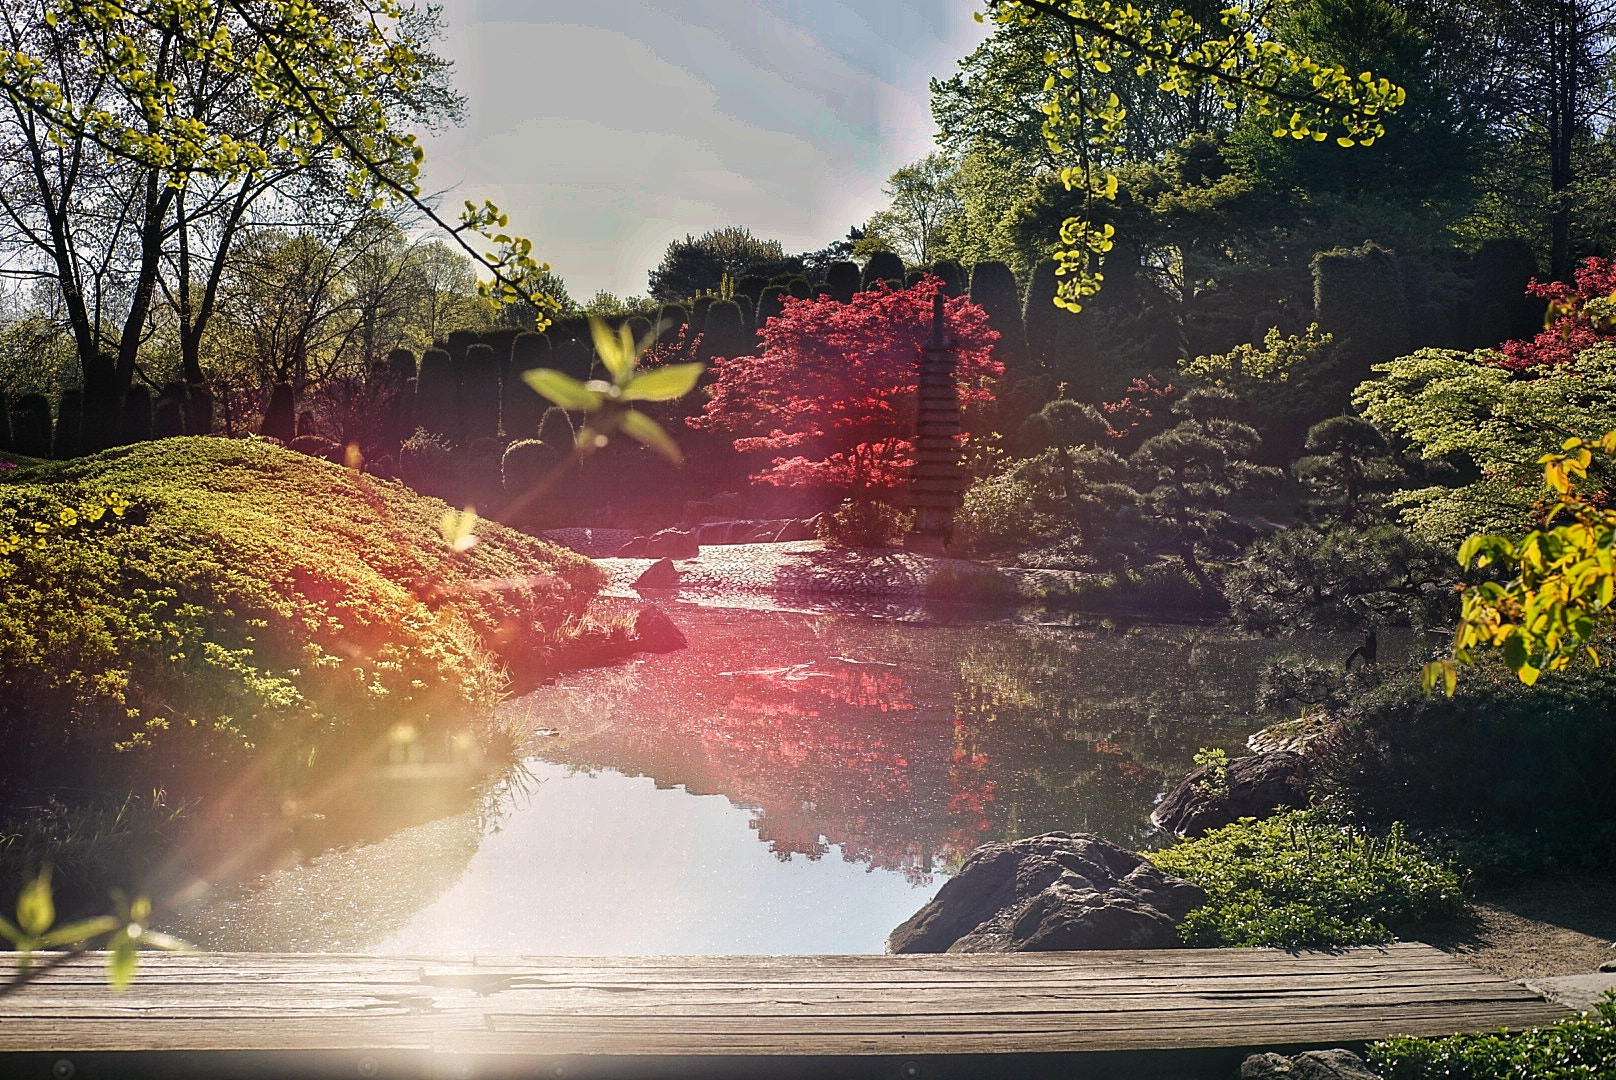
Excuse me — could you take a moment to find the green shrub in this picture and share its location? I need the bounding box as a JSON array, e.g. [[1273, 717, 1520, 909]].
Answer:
[[956, 471, 1059, 553], [861, 251, 904, 291], [459, 342, 503, 441], [817, 498, 912, 548], [1336, 660, 1616, 844], [969, 260, 1029, 378], [399, 426, 453, 495], [0, 437, 604, 806], [1049, 562, 1223, 615], [503, 332, 549, 439], [1146, 806, 1464, 948], [1369, 995, 1616, 1080], [823, 261, 859, 303]]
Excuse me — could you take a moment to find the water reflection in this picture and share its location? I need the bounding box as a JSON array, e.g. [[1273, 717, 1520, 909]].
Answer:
[[214, 606, 1361, 954], [502, 608, 1347, 879], [377, 763, 943, 955]]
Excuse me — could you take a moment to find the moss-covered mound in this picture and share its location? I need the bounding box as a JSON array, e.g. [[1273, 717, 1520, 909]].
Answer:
[[0, 437, 604, 804]]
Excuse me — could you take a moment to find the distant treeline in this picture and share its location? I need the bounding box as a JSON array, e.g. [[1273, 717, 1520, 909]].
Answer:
[[1, 241, 1542, 472]]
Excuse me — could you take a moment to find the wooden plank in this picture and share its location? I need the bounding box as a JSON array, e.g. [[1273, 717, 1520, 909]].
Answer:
[[0, 946, 1568, 1079]]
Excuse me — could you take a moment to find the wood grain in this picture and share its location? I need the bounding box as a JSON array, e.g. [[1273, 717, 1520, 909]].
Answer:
[[0, 944, 1568, 1079]]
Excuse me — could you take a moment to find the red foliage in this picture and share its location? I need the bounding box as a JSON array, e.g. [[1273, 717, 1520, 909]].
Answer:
[[690, 278, 1002, 495], [1496, 256, 1616, 372], [1101, 376, 1177, 441]]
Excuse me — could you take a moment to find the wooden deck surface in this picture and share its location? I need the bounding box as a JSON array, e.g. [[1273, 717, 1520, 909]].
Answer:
[[0, 943, 1568, 1079]]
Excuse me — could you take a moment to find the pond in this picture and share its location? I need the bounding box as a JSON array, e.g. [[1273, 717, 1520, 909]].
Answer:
[[179, 603, 1383, 955]]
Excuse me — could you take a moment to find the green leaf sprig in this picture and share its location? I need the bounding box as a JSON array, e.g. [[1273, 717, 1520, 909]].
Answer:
[[0, 868, 188, 992], [522, 318, 703, 464]]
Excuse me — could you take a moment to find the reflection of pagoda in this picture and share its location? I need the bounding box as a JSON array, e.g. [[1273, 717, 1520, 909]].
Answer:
[[906, 289, 966, 553]]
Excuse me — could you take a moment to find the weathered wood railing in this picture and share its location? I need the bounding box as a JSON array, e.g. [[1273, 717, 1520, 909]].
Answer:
[[0, 943, 1566, 1079]]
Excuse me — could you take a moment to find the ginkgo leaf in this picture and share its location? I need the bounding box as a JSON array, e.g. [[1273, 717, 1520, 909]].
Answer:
[[523, 368, 601, 412], [439, 507, 479, 552], [40, 916, 119, 948], [107, 937, 139, 991], [622, 363, 704, 402]]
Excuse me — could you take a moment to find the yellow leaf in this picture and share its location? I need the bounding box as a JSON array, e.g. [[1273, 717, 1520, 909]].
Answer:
[[17, 871, 53, 938], [621, 363, 704, 403]]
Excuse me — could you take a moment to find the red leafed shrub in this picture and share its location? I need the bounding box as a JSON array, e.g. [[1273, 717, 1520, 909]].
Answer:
[[690, 278, 1002, 496], [1496, 256, 1616, 372], [1102, 375, 1177, 444]]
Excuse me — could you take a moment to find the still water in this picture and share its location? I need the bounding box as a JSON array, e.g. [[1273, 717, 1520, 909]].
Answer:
[[357, 605, 1359, 956], [173, 604, 1373, 954]]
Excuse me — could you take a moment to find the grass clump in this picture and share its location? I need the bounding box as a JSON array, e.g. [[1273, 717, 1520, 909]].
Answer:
[[1369, 995, 1616, 1079], [1146, 805, 1464, 948], [0, 436, 605, 812], [817, 498, 913, 548]]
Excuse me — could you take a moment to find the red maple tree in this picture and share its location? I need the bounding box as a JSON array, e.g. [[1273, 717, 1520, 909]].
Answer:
[[690, 279, 1002, 496], [1496, 256, 1616, 372]]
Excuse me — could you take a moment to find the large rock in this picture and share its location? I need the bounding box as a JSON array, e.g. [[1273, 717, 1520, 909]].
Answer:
[[645, 528, 699, 559], [632, 605, 687, 653], [691, 517, 822, 545], [1151, 751, 1310, 838], [1240, 1049, 1381, 1079], [887, 832, 1205, 954], [632, 558, 680, 590]]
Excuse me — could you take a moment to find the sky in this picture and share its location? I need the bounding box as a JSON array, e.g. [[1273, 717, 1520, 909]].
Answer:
[[416, 0, 991, 301]]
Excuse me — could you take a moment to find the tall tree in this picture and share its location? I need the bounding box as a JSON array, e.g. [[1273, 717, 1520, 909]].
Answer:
[[0, 0, 561, 402], [0, 1, 464, 397], [865, 153, 965, 267], [646, 227, 801, 302], [1508, 0, 1616, 281], [1344, 0, 1616, 281], [407, 240, 495, 348], [976, 0, 1406, 313]]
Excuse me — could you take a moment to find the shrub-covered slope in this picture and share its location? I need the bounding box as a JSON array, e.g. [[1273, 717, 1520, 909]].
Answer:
[[0, 437, 604, 801]]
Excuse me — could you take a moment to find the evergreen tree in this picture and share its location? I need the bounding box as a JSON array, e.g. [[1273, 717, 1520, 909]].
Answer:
[[1129, 389, 1282, 589], [1293, 416, 1402, 526]]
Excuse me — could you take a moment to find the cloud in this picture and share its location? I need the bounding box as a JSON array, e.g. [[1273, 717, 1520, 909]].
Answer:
[[419, 0, 988, 296]]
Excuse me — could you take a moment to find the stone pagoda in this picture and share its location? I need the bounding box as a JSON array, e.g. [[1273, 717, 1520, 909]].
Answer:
[[905, 289, 966, 553]]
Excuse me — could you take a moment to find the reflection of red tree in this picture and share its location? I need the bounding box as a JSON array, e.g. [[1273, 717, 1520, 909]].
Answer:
[[550, 653, 976, 884], [535, 616, 1232, 882]]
